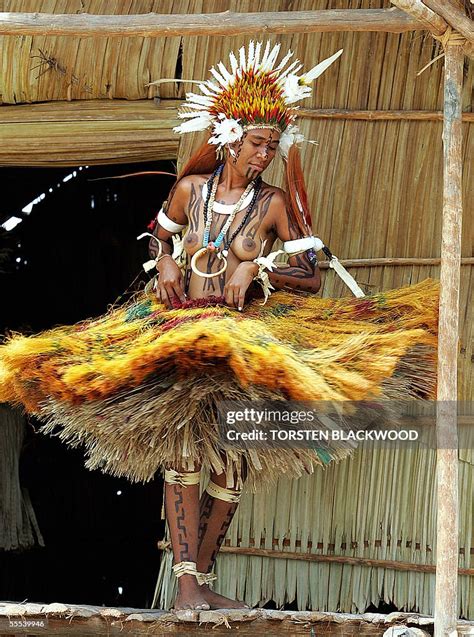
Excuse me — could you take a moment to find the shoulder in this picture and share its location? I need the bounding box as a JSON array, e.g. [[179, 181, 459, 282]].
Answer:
[[171, 174, 210, 207], [174, 174, 208, 195], [261, 182, 286, 205], [259, 183, 287, 218]]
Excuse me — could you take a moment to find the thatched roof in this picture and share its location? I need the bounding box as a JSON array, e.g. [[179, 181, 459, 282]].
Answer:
[[0, 0, 472, 107]]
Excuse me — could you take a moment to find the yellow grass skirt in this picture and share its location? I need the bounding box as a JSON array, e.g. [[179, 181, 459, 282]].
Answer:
[[0, 280, 438, 487]]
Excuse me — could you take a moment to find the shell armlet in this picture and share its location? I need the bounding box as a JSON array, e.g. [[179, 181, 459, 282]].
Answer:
[[283, 236, 324, 255], [157, 208, 187, 234]]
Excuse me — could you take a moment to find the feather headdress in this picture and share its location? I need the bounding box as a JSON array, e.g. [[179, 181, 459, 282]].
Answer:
[[173, 41, 343, 157]]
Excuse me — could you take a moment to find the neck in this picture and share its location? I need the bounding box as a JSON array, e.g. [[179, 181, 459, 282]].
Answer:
[[219, 161, 253, 191]]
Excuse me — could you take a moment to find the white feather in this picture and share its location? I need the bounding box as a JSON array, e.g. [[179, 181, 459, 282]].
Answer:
[[198, 83, 215, 96], [209, 66, 227, 87], [260, 41, 271, 70], [265, 43, 281, 71], [229, 51, 239, 75], [253, 41, 262, 70], [174, 116, 212, 134], [247, 40, 255, 70], [185, 92, 214, 106], [184, 102, 212, 111], [274, 49, 293, 73], [239, 45, 246, 70], [205, 80, 221, 94], [218, 61, 233, 84], [277, 60, 303, 83], [303, 49, 343, 83]]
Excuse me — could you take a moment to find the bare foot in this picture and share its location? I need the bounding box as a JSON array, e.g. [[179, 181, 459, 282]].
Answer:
[[174, 576, 210, 610], [201, 586, 249, 610]]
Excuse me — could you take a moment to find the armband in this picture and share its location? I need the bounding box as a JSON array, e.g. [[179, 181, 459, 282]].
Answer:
[[157, 208, 186, 234], [283, 236, 324, 256]]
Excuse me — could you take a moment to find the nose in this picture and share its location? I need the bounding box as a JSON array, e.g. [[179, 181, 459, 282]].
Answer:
[[256, 146, 269, 159]]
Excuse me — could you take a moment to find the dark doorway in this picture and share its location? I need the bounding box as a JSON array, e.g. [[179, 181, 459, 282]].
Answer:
[[0, 161, 175, 607]]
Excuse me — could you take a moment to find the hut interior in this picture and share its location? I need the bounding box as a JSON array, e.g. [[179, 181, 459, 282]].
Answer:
[[0, 0, 472, 623]]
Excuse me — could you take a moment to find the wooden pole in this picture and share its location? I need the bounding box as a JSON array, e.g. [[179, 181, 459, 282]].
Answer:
[[0, 9, 424, 37], [434, 43, 463, 637]]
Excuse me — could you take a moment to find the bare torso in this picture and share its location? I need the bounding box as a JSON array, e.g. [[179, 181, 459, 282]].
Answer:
[[181, 175, 279, 299]]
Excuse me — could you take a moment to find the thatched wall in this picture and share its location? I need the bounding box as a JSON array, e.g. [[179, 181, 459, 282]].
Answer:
[[155, 443, 474, 615]]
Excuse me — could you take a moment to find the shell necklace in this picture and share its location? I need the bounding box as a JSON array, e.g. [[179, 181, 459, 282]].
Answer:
[[190, 165, 262, 279]]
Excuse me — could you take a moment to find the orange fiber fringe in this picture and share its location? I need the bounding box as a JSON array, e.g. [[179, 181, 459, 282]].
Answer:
[[0, 280, 438, 488]]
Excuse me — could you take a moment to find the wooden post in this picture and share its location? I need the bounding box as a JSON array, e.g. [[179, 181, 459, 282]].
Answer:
[[435, 43, 463, 637]]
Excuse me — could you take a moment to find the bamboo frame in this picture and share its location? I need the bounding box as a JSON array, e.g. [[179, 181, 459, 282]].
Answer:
[[0, 9, 424, 37], [434, 43, 464, 637]]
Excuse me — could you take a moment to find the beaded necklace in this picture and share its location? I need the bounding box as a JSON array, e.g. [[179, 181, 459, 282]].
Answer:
[[190, 165, 262, 279]]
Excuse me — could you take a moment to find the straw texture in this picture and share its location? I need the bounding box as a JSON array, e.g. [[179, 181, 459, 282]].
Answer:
[[0, 280, 438, 487]]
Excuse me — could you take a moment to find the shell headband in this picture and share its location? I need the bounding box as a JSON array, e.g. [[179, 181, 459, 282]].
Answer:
[[173, 41, 343, 158]]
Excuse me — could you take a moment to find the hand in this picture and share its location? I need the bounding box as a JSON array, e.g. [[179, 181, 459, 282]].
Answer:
[[224, 261, 259, 311], [156, 255, 186, 309]]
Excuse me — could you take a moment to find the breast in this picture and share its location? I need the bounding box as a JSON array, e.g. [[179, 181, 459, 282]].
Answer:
[[183, 230, 202, 256], [229, 235, 265, 262]]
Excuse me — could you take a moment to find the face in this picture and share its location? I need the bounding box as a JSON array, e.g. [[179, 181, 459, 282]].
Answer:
[[228, 128, 280, 180]]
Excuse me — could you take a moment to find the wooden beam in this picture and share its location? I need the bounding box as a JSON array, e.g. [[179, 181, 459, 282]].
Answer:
[[2, 603, 470, 637], [0, 100, 180, 166], [434, 43, 463, 637], [0, 9, 425, 37], [216, 546, 474, 577], [391, 0, 446, 34], [423, 0, 474, 44], [297, 108, 474, 121], [391, 0, 474, 57]]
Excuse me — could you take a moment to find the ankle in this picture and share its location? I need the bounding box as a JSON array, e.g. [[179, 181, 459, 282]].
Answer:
[[177, 574, 202, 589]]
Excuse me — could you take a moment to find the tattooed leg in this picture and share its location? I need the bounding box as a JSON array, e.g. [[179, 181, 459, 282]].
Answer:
[[164, 465, 210, 610], [196, 469, 249, 609]]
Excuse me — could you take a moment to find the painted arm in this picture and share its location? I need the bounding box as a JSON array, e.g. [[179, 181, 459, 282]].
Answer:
[[268, 190, 321, 294], [149, 179, 190, 307]]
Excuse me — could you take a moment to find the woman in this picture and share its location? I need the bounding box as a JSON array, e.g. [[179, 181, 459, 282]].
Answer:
[[0, 42, 438, 612], [152, 127, 322, 610]]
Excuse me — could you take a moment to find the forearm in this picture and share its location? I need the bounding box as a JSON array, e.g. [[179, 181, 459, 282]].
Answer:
[[268, 264, 321, 293], [149, 229, 173, 260]]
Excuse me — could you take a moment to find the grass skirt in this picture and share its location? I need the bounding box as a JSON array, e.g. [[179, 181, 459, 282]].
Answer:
[[0, 280, 438, 488]]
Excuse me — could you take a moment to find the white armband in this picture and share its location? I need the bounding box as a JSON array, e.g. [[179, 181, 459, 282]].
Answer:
[[283, 236, 324, 255], [157, 208, 186, 234]]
